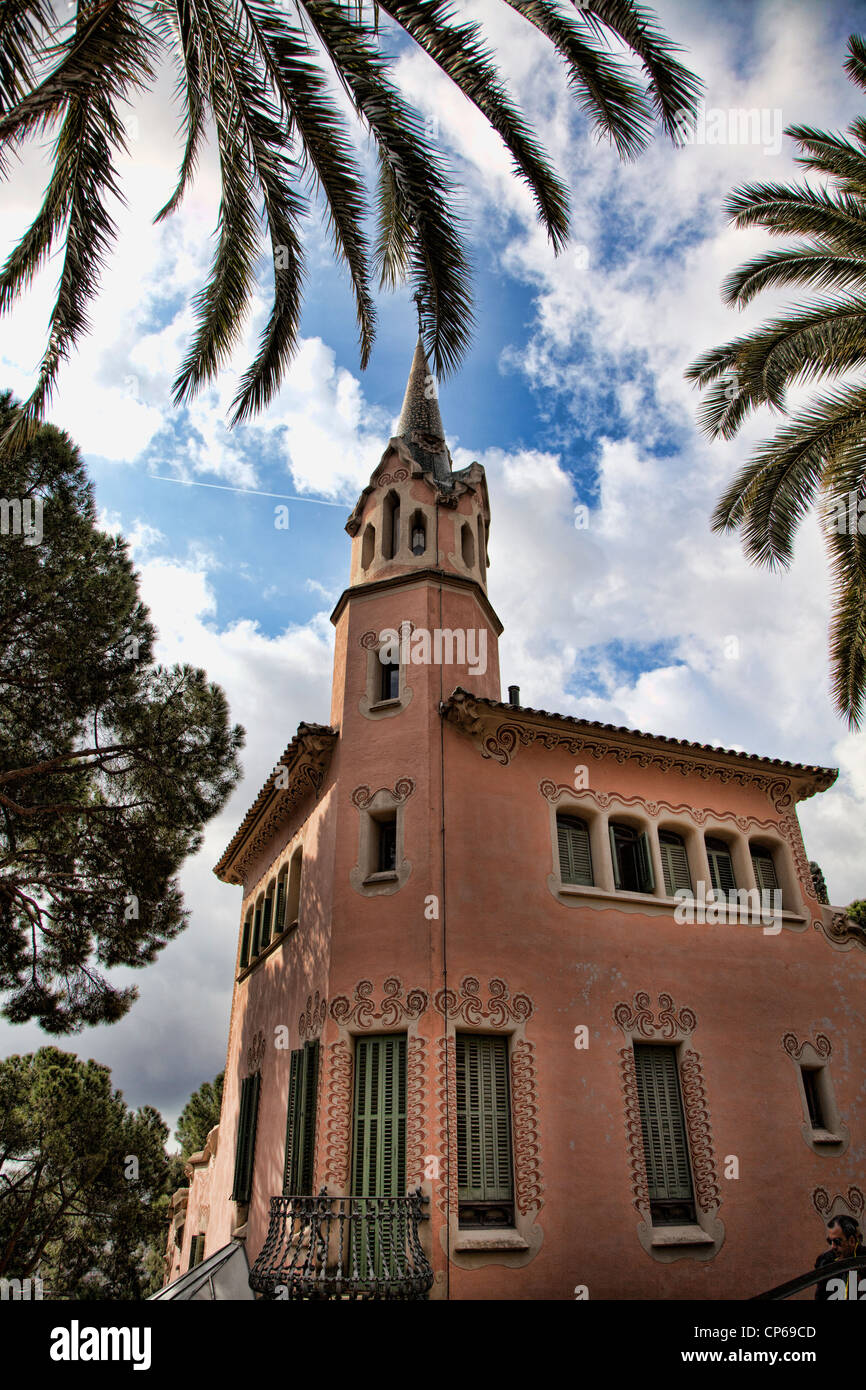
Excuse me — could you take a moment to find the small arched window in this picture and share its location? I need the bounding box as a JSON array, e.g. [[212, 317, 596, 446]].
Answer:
[[287, 848, 303, 929], [260, 888, 273, 950], [750, 843, 780, 896], [361, 523, 375, 570], [383, 490, 400, 560], [251, 898, 263, 957], [659, 830, 692, 897], [275, 869, 288, 933], [706, 836, 736, 893], [410, 511, 426, 556], [557, 814, 593, 886], [461, 522, 475, 570], [240, 911, 253, 969]]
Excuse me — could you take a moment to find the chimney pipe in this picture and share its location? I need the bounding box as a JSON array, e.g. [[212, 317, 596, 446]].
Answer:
[[508, 685, 520, 707]]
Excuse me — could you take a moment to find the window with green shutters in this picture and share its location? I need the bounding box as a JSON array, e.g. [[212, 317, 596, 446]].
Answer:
[[351, 1035, 406, 1198], [251, 903, 262, 958], [633, 1043, 696, 1225], [260, 894, 272, 950], [750, 844, 780, 898], [231, 1072, 261, 1204], [659, 830, 692, 897], [187, 1233, 206, 1270], [609, 823, 655, 893], [706, 836, 736, 894], [283, 1040, 319, 1196], [556, 814, 593, 885], [275, 874, 287, 933], [239, 912, 252, 970], [456, 1034, 514, 1227]]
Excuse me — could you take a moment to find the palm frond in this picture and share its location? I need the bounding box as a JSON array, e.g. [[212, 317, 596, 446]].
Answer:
[[787, 123, 866, 195], [576, 0, 703, 140], [150, 1, 207, 223], [0, 0, 56, 123], [722, 245, 866, 307], [505, 0, 655, 160], [1, 1, 157, 449], [844, 32, 866, 93], [378, 0, 570, 247], [300, 0, 473, 378], [236, 0, 376, 370], [723, 180, 866, 257], [822, 457, 866, 728], [711, 383, 866, 568]]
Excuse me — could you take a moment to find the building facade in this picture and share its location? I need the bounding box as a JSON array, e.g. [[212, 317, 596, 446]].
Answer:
[[165, 343, 866, 1300]]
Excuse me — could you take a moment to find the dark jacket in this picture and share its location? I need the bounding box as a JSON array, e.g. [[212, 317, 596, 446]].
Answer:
[[814, 1243, 866, 1300]]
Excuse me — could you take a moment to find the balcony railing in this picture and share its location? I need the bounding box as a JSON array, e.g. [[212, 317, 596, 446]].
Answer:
[[249, 1189, 434, 1300]]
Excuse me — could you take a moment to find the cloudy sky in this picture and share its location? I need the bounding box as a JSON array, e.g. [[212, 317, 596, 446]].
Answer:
[[1, 0, 864, 1138]]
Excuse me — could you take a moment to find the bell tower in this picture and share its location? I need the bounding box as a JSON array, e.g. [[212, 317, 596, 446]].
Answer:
[[330, 340, 502, 729]]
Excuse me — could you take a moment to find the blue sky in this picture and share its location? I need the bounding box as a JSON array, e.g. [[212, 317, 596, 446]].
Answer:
[[1, 0, 865, 1136]]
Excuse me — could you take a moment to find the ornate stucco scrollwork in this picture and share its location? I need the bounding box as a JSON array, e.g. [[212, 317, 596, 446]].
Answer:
[[351, 777, 415, 809], [782, 1032, 831, 1062], [323, 1040, 352, 1189], [613, 990, 697, 1040], [813, 1186, 865, 1221], [329, 977, 428, 1029], [433, 975, 533, 1024], [299, 991, 327, 1041], [246, 1030, 267, 1072]]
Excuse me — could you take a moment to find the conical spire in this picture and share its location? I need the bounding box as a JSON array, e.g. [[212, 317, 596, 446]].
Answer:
[[395, 338, 452, 482]]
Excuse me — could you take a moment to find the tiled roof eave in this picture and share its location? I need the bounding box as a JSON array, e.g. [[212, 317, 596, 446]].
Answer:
[[440, 689, 837, 800], [213, 723, 337, 885]]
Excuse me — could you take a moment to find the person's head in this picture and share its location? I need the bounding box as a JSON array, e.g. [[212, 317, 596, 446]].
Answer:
[[826, 1216, 860, 1259]]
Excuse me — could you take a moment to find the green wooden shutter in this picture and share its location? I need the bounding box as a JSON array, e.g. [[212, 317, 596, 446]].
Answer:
[[275, 878, 286, 932], [637, 832, 655, 893], [283, 1049, 303, 1195], [609, 823, 623, 889], [231, 1072, 261, 1203], [633, 1044, 693, 1204], [351, 1035, 406, 1198], [706, 838, 736, 893], [251, 905, 262, 958], [660, 832, 692, 897], [456, 1035, 513, 1203], [260, 896, 272, 950], [239, 915, 252, 969], [299, 1040, 319, 1194], [557, 816, 593, 885], [751, 847, 779, 895]]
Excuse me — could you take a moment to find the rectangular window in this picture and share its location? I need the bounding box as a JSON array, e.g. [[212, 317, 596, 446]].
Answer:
[[557, 814, 593, 886], [801, 1067, 825, 1130], [187, 1233, 206, 1270], [239, 914, 252, 970], [231, 1072, 261, 1204], [260, 895, 273, 951], [660, 830, 692, 897], [609, 823, 655, 893], [633, 1043, 696, 1226], [351, 1035, 407, 1198], [456, 1034, 514, 1228], [251, 904, 262, 958], [377, 816, 397, 873], [283, 1040, 319, 1196], [706, 837, 736, 893], [751, 845, 780, 896], [275, 876, 286, 933], [380, 662, 400, 701]]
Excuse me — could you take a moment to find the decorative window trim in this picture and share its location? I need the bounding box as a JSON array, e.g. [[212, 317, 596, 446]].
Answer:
[[433, 977, 543, 1270], [614, 991, 724, 1264], [540, 782, 810, 929], [812, 1185, 864, 1233], [349, 780, 414, 896], [358, 629, 414, 719], [782, 1032, 849, 1155]]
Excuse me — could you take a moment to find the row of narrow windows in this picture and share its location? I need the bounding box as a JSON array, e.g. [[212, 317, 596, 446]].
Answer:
[[230, 1034, 835, 1231], [557, 815, 781, 900], [360, 492, 487, 572], [240, 848, 303, 971]]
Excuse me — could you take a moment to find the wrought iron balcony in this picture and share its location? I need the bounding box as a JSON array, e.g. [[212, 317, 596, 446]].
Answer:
[[249, 1189, 434, 1300]]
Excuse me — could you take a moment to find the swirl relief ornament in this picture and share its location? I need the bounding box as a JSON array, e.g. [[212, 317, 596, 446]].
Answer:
[[434, 976, 533, 1024], [299, 991, 327, 1040], [329, 978, 428, 1029], [782, 1032, 831, 1062], [323, 1040, 352, 1189], [613, 991, 697, 1040], [511, 1040, 544, 1215]]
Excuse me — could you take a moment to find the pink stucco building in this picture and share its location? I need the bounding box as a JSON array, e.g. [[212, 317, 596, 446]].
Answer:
[[163, 342, 866, 1300]]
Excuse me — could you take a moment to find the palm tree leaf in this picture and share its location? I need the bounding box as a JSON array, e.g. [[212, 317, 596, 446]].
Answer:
[[150, 0, 207, 223], [787, 122, 866, 195], [171, 0, 307, 414], [844, 32, 866, 94], [722, 245, 866, 307], [711, 383, 866, 569], [0, 0, 56, 130], [300, 0, 473, 378], [1, 1, 157, 446], [576, 0, 703, 140], [377, 0, 570, 248], [235, 0, 376, 369], [724, 180, 866, 257], [505, 0, 655, 160], [822, 451, 866, 729]]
